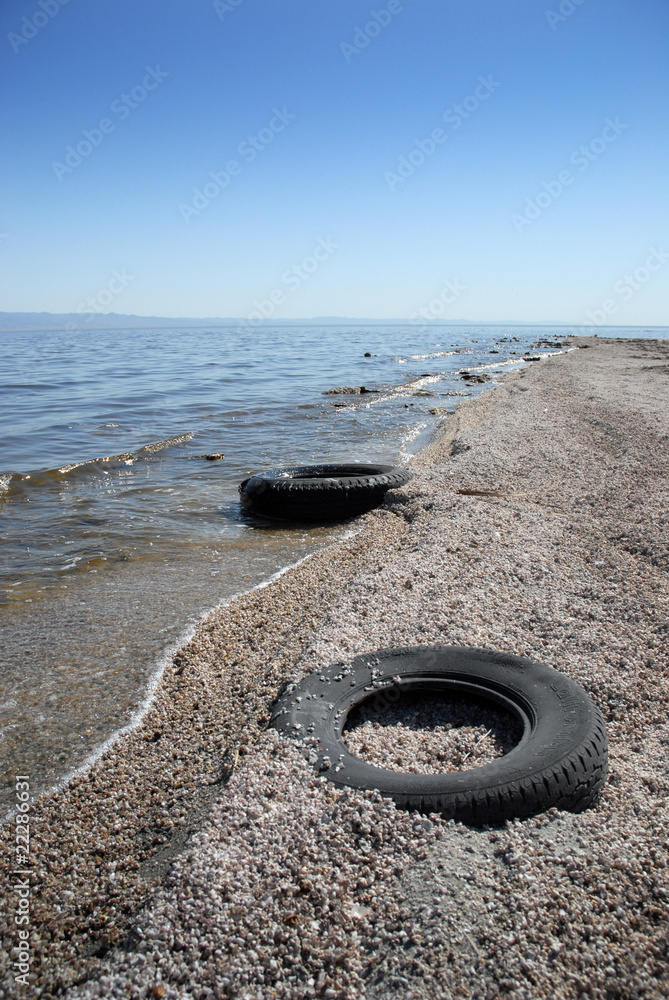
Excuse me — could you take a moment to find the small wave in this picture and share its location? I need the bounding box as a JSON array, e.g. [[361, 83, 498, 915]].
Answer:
[[56, 454, 134, 474], [3, 382, 62, 390], [403, 374, 442, 387], [408, 350, 457, 360], [349, 372, 448, 409], [400, 420, 429, 452], [472, 358, 528, 372], [137, 433, 194, 455], [45, 453, 135, 480], [474, 349, 567, 374], [0, 435, 196, 499], [58, 556, 83, 572]]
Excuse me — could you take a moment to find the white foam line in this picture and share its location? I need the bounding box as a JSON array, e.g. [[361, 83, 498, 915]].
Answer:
[[408, 350, 458, 361], [59, 557, 83, 571], [365, 352, 563, 412], [408, 374, 443, 385], [400, 421, 430, 457], [465, 348, 572, 374], [357, 373, 448, 409], [1, 531, 360, 824]]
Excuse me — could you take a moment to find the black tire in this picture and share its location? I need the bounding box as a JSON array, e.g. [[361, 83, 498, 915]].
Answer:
[[272, 645, 608, 825], [238, 463, 412, 521]]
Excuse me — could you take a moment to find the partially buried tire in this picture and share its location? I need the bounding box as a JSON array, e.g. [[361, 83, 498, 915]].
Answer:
[[238, 463, 412, 521], [272, 645, 608, 825]]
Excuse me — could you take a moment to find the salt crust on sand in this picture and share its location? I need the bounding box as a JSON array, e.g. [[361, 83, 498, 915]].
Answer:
[[2, 337, 669, 999]]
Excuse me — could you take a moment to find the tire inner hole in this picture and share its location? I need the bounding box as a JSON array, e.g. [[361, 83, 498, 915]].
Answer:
[[342, 688, 524, 774]]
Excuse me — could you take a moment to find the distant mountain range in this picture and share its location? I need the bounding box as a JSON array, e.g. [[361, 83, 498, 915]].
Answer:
[[0, 311, 583, 332]]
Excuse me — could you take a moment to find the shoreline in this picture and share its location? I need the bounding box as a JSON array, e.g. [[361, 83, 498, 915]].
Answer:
[[1, 325, 550, 810], [14, 549, 345, 830], [2, 336, 669, 998]]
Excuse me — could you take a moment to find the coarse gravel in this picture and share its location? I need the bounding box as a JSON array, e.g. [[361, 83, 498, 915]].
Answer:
[[2, 336, 668, 1000], [341, 689, 523, 775]]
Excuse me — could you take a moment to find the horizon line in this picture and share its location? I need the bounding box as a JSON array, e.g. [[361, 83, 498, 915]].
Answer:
[[1, 310, 667, 331]]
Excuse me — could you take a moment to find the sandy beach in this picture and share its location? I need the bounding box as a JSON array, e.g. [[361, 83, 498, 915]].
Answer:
[[2, 336, 669, 999]]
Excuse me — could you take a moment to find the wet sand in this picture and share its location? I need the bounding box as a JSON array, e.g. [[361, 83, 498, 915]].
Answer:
[[2, 336, 668, 999]]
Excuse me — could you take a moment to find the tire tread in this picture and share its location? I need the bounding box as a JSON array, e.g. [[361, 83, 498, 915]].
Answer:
[[272, 644, 608, 825]]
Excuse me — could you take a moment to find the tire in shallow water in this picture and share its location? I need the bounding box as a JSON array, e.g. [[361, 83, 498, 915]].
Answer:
[[238, 463, 412, 521], [272, 645, 608, 825]]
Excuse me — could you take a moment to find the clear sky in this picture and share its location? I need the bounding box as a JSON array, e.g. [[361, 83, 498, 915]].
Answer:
[[2, 0, 668, 324]]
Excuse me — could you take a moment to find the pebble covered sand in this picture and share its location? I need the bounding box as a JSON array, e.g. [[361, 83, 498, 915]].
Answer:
[[2, 337, 668, 999], [341, 691, 523, 774]]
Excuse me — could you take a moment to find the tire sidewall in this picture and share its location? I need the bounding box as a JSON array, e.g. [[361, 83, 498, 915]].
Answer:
[[239, 464, 412, 519], [273, 645, 604, 811]]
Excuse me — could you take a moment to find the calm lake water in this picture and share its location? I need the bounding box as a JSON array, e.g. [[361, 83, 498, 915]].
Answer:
[[1, 323, 661, 810]]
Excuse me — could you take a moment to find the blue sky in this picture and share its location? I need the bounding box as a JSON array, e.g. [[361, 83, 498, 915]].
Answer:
[[1, 0, 668, 324]]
